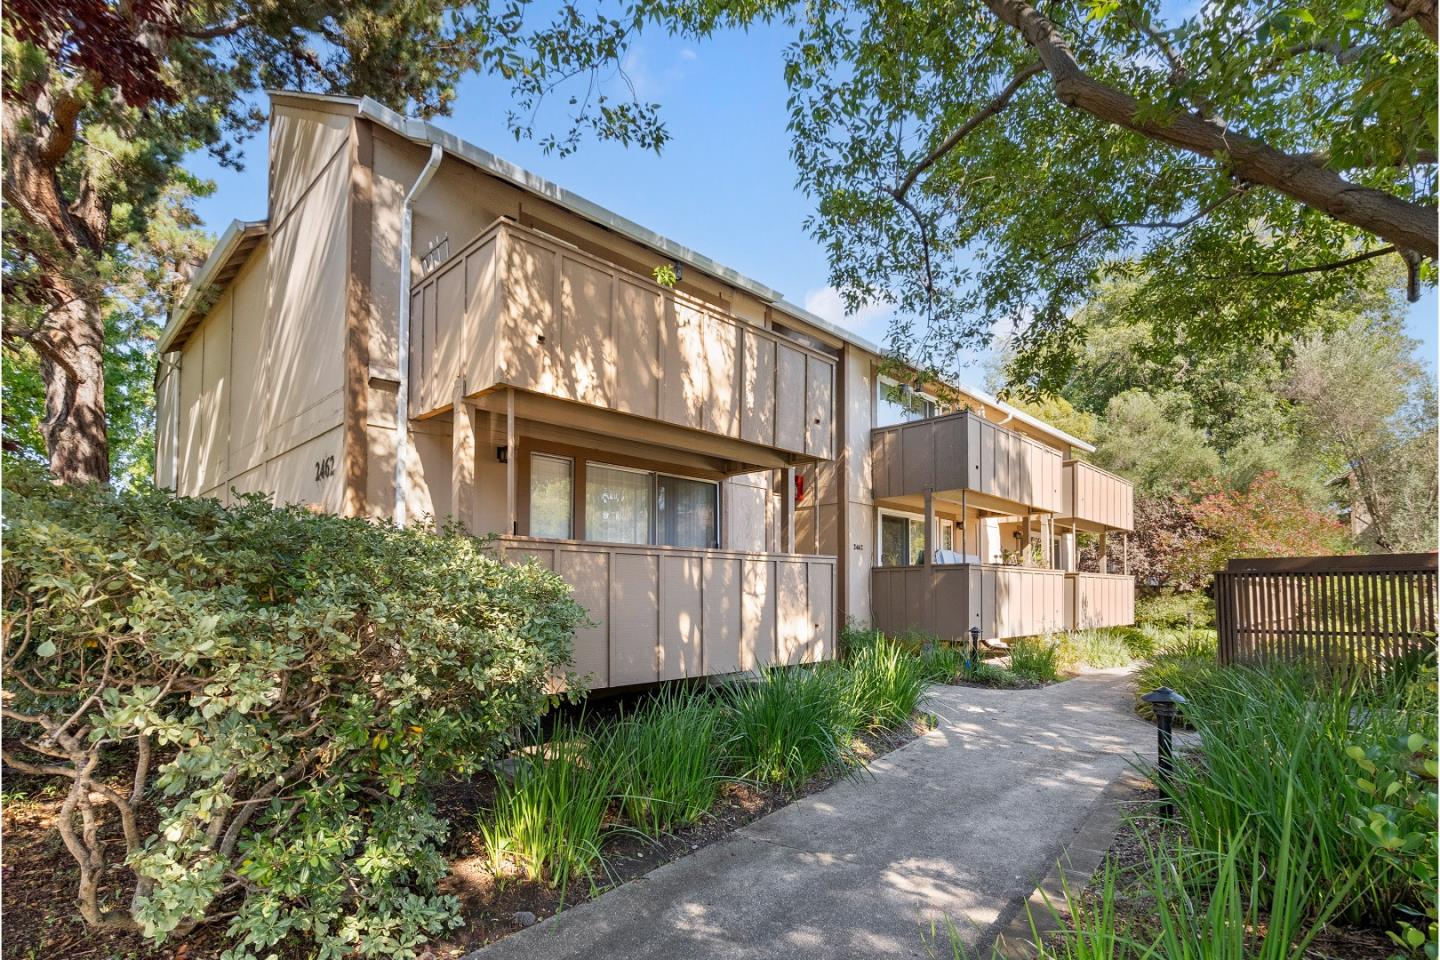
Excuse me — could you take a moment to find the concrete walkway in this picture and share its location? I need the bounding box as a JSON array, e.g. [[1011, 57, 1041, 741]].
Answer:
[[464, 669, 1156, 960]]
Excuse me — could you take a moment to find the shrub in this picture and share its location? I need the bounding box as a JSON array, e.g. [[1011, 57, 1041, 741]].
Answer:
[[1134, 651, 1222, 723], [1, 466, 585, 958], [962, 661, 1029, 688], [479, 722, 619, 894], [608, 689, 726, 837], [841, 635, 929, 730], [1135, 590, 1214, 631], [721, 666, 858, 789], [917, 643, 963, 684], [1009, 636, 1060, 683]]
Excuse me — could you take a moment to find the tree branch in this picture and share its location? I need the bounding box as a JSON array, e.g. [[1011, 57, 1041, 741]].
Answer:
[[892, 60, 1044, 201], [980, 0, 1439, 258], [1217, 244, 1398, 280], [1054, 185, 1246, 253]]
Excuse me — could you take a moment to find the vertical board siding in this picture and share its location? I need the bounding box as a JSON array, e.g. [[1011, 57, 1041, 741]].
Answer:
[[409, 221, 835, 459], [501, 536, 835, 689], [869, 564, 1066, 642], [871, 411, 1064, 511], [1214, 555, 1438, 669], [1061, 461, 1135, 532], [1066, 573, 1136, 630]]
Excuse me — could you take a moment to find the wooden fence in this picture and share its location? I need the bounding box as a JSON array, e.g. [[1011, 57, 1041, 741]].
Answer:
[[1213, 554, 1438, 667]]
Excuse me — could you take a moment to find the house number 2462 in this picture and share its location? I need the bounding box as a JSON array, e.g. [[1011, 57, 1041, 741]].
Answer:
[[315, 455, 335, 482]]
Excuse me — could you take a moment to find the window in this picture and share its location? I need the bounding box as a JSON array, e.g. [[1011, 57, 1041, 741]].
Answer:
[[580, 462, 719, 548], [940, 519, 954, 553], [657, 474, 719, 548], [586, 464, 653, 544], [529, 454, 573, 539], [876, 377, 938, 428], [879, 512, 930, 566]]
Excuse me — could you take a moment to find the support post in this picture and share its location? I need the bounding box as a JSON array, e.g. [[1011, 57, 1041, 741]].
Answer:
[[1099, 530, 1109, 574], [1123, 533, 1130, 575], [505, 387, 517, 536], [781, 466, 796, 553], [923, 489, 934, 568], [450, 379, 474, 534]]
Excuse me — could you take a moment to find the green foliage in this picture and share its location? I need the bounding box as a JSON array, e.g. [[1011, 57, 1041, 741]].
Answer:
[[721, 667, 859, 790], [1134, 654, 1221, 724], [1092, 391, 1222, 498], [917, 643, 964, 684], [1136, 591, 1215, 631], [1008, 637, 1060, 684], [1345, 722, 1439, 957], [840, 636, 929, 731], [650, 263, 679, 288], [608, 690, 726, 837], [1055, 630, 1137, 672], [479, 723, 620, 896], [1, 464, 584, 956], [1160, 664, 1436, 927]]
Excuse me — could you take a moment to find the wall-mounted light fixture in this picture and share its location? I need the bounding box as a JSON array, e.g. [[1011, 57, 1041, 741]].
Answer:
[[496, 445, 509, 463]]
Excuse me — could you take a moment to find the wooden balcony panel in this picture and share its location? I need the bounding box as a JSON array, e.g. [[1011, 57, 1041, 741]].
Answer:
[[410, 221, 835, 461], [500, 536, 836, 689], [871, 411, 1063, 513], [870, 563, 1066, 643], [1060, 460, 1134, 532], [1065, 572, 1136, 630]]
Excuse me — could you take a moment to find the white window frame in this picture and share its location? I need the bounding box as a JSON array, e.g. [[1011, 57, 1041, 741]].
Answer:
[[876, 375, 939, 428]]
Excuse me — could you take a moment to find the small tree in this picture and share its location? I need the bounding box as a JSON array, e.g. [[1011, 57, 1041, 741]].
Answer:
[[1176, 471, 1353, 583], [1, 465, 585, 956]]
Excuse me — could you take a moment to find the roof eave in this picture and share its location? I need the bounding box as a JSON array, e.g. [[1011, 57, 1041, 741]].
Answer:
[[158, 219, 268, 353]]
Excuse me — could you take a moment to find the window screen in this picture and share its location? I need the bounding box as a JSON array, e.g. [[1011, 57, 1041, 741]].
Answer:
[[529, 454, 573, 539], [586, 464, 652, 544]]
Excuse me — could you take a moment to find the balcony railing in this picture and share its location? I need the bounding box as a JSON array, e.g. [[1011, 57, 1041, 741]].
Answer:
[[871, 410, 1063, 513], [870, 563, 1065, 643], [1059, 460, 1133, 532], [1065, 572, 1135, 631], [410, 220, 835, 461], [500, 536, 836, 689]]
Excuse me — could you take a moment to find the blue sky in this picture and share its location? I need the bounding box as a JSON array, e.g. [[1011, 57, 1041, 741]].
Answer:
[[187, 23, 1437, 382]]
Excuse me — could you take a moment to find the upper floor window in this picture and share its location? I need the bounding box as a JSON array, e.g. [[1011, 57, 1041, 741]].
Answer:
[[876, 376, 937, 427]]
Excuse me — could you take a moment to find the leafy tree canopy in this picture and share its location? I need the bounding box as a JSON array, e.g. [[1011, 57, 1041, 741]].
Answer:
[[508, 0, 1435, 387]]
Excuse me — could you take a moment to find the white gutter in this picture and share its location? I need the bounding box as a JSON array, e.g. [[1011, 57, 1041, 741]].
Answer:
[[393, 143, 444, 528]]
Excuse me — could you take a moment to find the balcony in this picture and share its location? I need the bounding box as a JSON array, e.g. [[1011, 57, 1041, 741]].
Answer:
[[1065, 572, 1135, 631], [1059, 460, 1133, 532], [870, 563, 1065, 643], [871, 410, 1062, 515], [409, 220, 834, 465], [500, 536, 836, 689]]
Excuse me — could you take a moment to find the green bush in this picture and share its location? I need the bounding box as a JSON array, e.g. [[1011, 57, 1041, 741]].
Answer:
[[721, 666, 858, 789], [1135, 590, 1214, 630], [1, 466, 584, 958], [962, 661, 1029, 688], [1134, 653, 1222, 722], [608, 689, 725, 837], [1009, 636, 1060, 683], [841, 635, 929, 730], [917, 642, 963, 684], [479, 722, 620, 895]]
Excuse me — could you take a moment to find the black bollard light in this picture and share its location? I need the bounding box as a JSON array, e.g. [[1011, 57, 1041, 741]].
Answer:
[[1140, 686, 1187, 816], [968, 626, 981, 670]]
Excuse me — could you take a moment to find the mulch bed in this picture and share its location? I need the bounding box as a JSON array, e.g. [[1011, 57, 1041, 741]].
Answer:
[[1, 719, 927, 960], [1064, 784, 1396, 960]]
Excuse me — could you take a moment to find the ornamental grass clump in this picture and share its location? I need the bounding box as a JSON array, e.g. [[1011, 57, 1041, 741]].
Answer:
[[841, 634, 929, 730], [721, 666, 859, 789], [1008, 636, 1060, 683], [1159, 663, 1435, 929], [607, 688, 726, 837], [479, 722, 621, 894], [1, 463, 585, 959]]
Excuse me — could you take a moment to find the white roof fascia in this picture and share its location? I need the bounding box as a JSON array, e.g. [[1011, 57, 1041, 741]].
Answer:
[[158, 219, 268, 353]]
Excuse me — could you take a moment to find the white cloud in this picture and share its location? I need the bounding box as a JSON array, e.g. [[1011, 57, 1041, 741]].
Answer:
[[620, 44, 698, 100], [801, 286, 893, 343]]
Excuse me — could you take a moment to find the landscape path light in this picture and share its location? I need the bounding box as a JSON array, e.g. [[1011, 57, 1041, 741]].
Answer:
[[1140, 686, 1187, 817]]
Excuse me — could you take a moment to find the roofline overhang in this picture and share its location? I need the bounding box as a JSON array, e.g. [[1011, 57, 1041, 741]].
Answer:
[[158, 219, 268, 353]]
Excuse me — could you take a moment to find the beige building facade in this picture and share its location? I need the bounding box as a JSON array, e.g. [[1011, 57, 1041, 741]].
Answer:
[[156, 92, 1135, 689]]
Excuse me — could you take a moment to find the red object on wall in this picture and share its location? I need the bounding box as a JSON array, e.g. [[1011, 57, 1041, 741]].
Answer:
[[795, 473, 806, 504]]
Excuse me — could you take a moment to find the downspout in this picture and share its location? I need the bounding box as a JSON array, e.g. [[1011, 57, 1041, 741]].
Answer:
[[392, 143, 443, 527]]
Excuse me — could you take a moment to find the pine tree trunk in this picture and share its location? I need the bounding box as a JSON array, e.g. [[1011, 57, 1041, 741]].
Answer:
[[41, 295, 110, 485]]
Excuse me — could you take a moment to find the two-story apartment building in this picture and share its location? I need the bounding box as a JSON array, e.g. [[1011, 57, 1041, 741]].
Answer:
[[156, 91, 1134, 690]]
